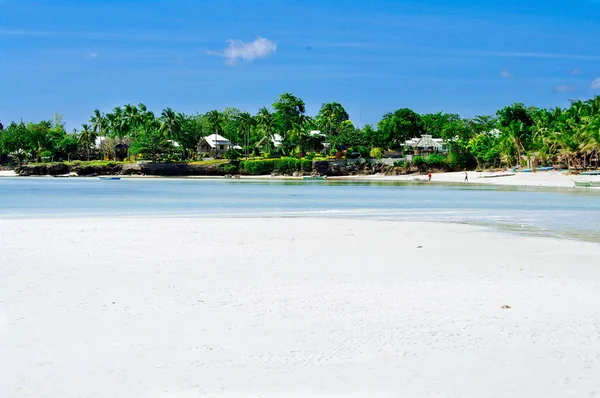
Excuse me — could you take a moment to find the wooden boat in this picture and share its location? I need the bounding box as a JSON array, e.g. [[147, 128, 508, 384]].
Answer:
[[478, 173, 516, 179], [536, 166, 554, 171], [573, 180, 600, 187], [302, 175, 326, 180], [99, 176, 121, 181]]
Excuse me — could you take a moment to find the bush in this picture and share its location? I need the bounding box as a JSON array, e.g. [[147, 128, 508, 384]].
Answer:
[[445, 152, 458, 170], [412, 156, 426, 168], [393, 160, 408, 167], [273, 157, 301, 173], [219, 163, 239, 174], [240, 159, 275, 175], [305, 152, 316, 160], [224, 148, 241, 161], [40, 150, 53, 162], [369, 147, 384, 159], [357, 146, 371, 158], [426, 153, 446, 168], [301, 159, 313, 172], [444, 152, 475, 171]]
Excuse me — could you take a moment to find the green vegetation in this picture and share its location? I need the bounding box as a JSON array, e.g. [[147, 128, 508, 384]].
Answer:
[[2, 94, 600, 171]]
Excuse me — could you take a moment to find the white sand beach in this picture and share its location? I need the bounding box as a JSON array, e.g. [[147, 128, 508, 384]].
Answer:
[[1, 217, 600, 397], [0, 170, 16, 177], [336, 170, 600, 188]]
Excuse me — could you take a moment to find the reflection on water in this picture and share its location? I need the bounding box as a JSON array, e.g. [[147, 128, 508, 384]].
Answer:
[[1, 177, 599, 243]]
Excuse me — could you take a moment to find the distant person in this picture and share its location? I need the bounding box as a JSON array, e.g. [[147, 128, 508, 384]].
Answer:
[[464, 171, 468, 183], [428, 173, 432, 181]]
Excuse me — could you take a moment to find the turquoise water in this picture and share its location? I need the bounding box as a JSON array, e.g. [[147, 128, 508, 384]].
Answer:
[[1, 177, 600, 242]]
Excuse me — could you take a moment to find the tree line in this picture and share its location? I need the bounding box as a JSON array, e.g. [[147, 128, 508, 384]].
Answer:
[[1, 93, 599, 169]]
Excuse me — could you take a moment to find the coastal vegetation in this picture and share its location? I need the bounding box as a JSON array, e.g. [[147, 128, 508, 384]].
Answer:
[[1, 94, 600, 172]]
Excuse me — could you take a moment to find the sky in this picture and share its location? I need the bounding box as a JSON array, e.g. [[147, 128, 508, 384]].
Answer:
[[1, 0, 600, 130]]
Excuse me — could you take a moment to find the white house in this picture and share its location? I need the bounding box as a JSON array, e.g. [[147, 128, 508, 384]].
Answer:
[[197, 134, 239, 155], [404, 134, 448, 154], [255, 134, 284, 151]]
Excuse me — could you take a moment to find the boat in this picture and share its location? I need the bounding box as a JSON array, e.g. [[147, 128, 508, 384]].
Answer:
[[302, 175, 326, 180], [53, 175, 69, 178], [99, 176, 121, 181], [581, 171, 600, 176], [478, 173, 516, 179], [536, 166, 554, 171], [573, 180, 600, 187]]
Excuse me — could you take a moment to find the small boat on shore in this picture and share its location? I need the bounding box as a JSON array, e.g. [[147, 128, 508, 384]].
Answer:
[[573, 180, 600, 187], [536, 166, 554, 171], [53, 175, 70, 178], [478, 172, 516, 179], [581, 171, 600, 176], [99, 176, 121, 181], [302, 175, 326, 180]]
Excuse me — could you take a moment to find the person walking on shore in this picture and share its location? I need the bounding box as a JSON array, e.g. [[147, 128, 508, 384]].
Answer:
[[464, 171, 468, 183], [428, 173, 432, 182]]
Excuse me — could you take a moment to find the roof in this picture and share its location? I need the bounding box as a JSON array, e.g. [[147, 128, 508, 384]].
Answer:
[[309, 130, 324, 137], [94, 136, 107, 149], [404, 134, 445, 149], [201, 134, 231, 148], [272, 134, 283, 146]]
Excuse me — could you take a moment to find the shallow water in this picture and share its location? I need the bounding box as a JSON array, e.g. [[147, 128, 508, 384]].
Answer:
[[1, 177, 599, 242]]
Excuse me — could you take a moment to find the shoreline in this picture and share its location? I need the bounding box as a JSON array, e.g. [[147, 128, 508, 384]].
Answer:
[[2, 217, 599, 397], [3, 169, 600, 189]]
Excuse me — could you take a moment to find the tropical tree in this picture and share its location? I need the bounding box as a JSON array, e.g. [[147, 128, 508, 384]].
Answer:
[[90, 109, 108, 139], [0, 122, 30, 164], [257, 107, 276, 153], [375, 108, 425, 149], [78, 123, 98, 160], [129, 121, 174, 162], [272, 93, 306, 136], [496, 103, 536, 167], [159, 107, 181, 140], [315, 102, 350, 138], [205, 110, 223, 157], [236, 111, 254, 159]]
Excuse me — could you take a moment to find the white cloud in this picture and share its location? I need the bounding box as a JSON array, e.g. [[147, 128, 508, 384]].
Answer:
[[220, 37, 277, 65], [571, 67, 580, 75], [499, 68, 513, 78], [592, 78, 600, 90], [554, 84, 578, 93]]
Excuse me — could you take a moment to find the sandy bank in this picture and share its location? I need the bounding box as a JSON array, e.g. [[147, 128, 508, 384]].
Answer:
[[335, 170, 600, 188], [0, 170, 16, 177], [1, 217, 600, 397]]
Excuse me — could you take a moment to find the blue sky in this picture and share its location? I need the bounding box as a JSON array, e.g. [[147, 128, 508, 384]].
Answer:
[[1, 0, 600, 130]]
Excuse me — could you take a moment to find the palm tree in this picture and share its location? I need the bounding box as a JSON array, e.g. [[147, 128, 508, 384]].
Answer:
[[89, 109, 107, 139], [236, 111, 254, 159], [206, 110, 223, 157], [78, 123, 98, 161], [159, 107, 181, 140], [123, 104, 141, 140], [257, 107, 276, 153]]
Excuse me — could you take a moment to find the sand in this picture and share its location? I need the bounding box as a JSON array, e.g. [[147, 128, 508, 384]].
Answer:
[[4, 167, 600, 189], [1, 217, 600, 397], [335, 170, 600, 188]]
